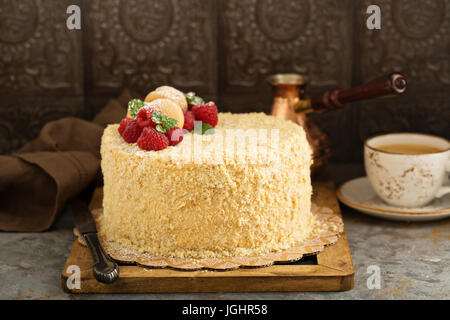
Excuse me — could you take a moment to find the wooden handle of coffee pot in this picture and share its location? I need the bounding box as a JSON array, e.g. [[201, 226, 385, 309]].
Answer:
[[309, 73, 407, 112]]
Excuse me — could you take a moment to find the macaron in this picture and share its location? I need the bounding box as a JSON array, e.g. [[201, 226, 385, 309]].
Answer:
[[146, 98, 184, 129], [145, 86, 188, 111]]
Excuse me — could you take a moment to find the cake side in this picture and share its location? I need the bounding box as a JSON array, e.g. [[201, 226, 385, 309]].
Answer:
[[100, 112, 313, 258]]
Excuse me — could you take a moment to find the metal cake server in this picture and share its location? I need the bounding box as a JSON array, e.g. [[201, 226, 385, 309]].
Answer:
[[69, 198, 119, 284]]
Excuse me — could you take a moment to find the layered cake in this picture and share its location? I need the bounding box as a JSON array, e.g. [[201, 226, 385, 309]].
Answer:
[[100, 87, 314, 258]]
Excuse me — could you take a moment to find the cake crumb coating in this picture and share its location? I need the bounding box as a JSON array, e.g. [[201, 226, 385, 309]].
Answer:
[[100, 112, 314, 258]]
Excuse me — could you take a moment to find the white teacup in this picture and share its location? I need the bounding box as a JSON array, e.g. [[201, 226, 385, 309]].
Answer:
[[364, 133, 450, 208]]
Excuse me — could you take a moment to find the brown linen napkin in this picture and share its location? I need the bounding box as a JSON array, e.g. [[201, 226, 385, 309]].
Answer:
[[0, 89, 138, 232]]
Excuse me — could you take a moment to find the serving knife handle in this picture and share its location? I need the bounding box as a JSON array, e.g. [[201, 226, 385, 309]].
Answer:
[[83, 233, 119, 284]]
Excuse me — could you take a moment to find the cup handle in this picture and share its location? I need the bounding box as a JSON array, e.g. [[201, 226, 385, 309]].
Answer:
[[436, 160, 450, 198]]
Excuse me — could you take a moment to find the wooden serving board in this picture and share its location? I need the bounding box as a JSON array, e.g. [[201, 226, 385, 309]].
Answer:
[[61, 180, 354, 293]]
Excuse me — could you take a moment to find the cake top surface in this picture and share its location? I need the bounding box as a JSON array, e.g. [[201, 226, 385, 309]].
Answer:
[[102, 112, 311, 166]]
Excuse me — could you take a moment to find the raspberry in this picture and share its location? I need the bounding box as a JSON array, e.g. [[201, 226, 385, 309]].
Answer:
[[183, 110, 195, 131], [118, 118, 133, 136], [118, 118, 142, 143], [137, 106, 158, 128], [137, 127, 169, 151], [191, 102, 218, 127], [165, 127, 184, 146]]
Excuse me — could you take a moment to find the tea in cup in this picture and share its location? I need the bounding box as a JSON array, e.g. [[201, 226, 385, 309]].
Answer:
[[364, 133, 450, 208]]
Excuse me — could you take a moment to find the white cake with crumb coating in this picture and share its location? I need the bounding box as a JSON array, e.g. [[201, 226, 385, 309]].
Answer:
[[100, 112, 314, 258]]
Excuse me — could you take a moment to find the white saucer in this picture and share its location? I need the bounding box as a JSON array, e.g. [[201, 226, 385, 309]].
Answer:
[[336, 177, 450, 222]]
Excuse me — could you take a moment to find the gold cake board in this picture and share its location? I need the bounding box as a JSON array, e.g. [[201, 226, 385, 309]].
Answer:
[[61, 181, 354, 293]]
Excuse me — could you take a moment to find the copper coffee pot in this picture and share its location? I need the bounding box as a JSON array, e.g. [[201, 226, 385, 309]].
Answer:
[[267, 73, 407, 173]]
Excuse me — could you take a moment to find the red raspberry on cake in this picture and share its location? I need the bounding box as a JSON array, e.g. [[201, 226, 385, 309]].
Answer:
[[137, 127, 169, 151], [191, 102, 218, 127], [183, 110, 195, 131], [137, 106, 158, 128], [118, 118, 132, 135], [118, 118, 142, 143], [165, 127, 184, 146]]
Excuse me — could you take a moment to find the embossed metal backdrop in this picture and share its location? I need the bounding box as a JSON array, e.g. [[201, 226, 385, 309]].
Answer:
[[0, 0, 449, 161]]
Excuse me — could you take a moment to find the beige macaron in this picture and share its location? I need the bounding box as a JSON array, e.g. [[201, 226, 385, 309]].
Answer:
[[145, 86, 188, 111], [146, 98, 184, 129]]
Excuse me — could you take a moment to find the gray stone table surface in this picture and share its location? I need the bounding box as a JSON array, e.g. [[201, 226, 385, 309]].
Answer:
[[1, 163, 449, 300]]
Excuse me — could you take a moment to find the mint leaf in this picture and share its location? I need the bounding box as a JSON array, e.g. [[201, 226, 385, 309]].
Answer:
[[192, 96, 205, 105], [202, 122, 214, 135], [155, 124, 165, 133], [128, 99, 145, 118], [185, 92, 205, 105], [151, 111, 178, 133], [164, 117, 178, 129], [193, 121, 214, 135], [151, 111, 164, 124]]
